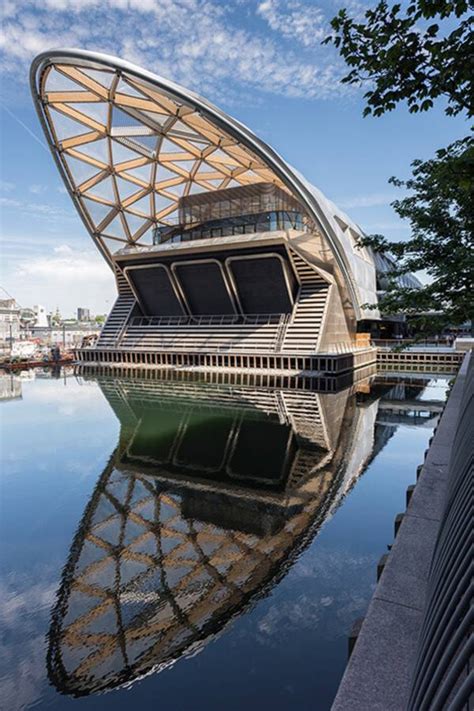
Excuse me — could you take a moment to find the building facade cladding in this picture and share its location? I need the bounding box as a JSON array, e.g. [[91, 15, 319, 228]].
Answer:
[[0, 299, 21, 344], [30, 49, 381, 323]]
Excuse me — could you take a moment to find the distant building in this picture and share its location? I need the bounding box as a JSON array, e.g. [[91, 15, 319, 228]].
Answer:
[[20, 307, 37, 327], [33, 305, 49, 328], [0, 299, 21, 346], [30, 323, 101, 348], [77, 307, 91, 322]]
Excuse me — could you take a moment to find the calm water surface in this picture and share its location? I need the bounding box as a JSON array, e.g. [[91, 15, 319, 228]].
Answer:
[[0, 369, 449, 711]]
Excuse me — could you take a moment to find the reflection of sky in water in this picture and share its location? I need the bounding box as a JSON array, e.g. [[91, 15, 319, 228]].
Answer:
[[0, 373, 449, 711]]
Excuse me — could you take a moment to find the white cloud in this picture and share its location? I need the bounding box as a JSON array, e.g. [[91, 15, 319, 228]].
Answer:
[[0, 196, 19, 208], [258, 0, 327, 46], [0, 195, 75, 219], [0, 179, 15, 192], [0, 0, 352, 103], [0, 573, 57, 711], [2, 243, 116, 315], [17, 243, 111, 282], [28, 183, 47, 194]]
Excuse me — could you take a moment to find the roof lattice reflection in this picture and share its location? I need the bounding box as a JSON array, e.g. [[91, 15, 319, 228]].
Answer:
[[48, 459, 338, 695], [47, 373, 368, 696]]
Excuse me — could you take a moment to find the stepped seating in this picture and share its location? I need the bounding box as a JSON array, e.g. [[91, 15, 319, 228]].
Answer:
[[104, 378, 287, 421], [118, 315, 285, 353], [96, 272, 136, 348], [280, 390, 329, 451], [281, 252, 330, 353], [95, 254, 330, 355]]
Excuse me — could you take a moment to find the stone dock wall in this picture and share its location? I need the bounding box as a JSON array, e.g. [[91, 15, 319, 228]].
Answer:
[[332, 351, 473, 711]]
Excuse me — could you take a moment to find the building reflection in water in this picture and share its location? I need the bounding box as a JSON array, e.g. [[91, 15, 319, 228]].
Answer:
[[47, 370, 434, 696]]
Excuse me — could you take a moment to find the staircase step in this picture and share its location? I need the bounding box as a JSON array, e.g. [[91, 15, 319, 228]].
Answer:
[[282, 252, 330, 353]]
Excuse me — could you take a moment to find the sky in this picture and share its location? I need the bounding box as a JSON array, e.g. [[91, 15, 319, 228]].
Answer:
[[0, 0, 469, 317]]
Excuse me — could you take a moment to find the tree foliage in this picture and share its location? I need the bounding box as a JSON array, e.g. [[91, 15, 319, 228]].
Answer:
[[325, 0, 474, 117], [326, 0, 474, 332], [362, 137, 474, 329]]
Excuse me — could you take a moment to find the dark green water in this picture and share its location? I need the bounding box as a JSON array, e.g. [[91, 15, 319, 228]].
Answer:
[[0, 369, 449, 711]]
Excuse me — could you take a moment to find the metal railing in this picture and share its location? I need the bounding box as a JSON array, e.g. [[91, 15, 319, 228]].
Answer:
[[115, 313, 289, 352], [128, 313, 285, 328], [373, 338, 457, 350]]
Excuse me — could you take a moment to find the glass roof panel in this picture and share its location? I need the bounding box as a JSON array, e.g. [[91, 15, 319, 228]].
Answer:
[[187, 138, 211, 149], [116, 176, 142, 202], [188, 182, 206, 195], [49, 108, 90, 140], [160, 137, 181, 153], [102, 236, 129, 251], [155, 165, 181, 182], [130, 134, 159, 152], [64, 155, 101, 184], [206, 148, 240, 167], [128, 193, 152, 216], [69, 102, 109, 125], [46, 68, 83, 93], [87, 176, 115, 203], [112, 107, 145, 130], [103, 214, 127, 240], [73, 137, 110, 163], [81, 197, 114, 227], [123, 163, 153, 184], [141, 111, 170, 127], [111, 139, 143, 164], [224, 179, 243, 189], [169, 157, 195, 168], [155, 194, 175, 213], [80, 67, 116, 89], [167, 182, 187, 198], [168, 120, 203, 140], [204, 179, 224, 188], [116, 76, 148, 98], [123, 212, 149, 236], [134, 222, 154, 244]]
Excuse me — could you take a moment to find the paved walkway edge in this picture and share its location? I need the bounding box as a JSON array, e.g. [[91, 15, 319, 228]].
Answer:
[[331, 353, 471, 711]]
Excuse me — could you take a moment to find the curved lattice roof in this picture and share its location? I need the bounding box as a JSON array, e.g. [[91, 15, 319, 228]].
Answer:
[[31, 51, 295, 258], [31, 49, 382, 318]]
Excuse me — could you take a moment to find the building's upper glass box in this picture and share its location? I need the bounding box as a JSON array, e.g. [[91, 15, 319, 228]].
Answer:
[[153, 183, 307, 244]]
